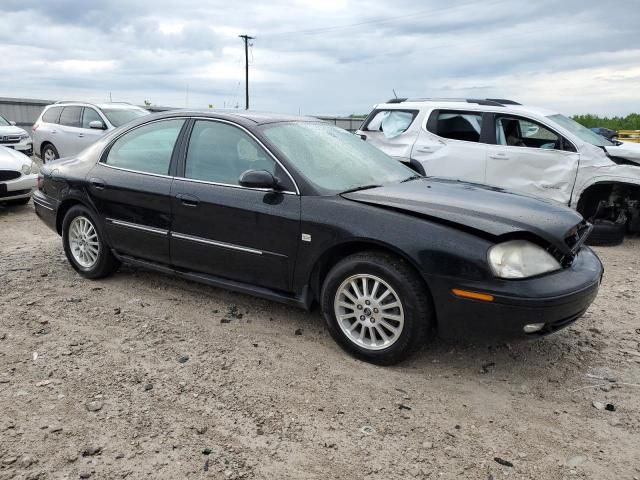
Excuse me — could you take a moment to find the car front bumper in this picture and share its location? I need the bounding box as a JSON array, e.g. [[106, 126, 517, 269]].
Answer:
[[0, 173, 37, 201], [430, 247, 604, 340], [1, 139, 33, 156]]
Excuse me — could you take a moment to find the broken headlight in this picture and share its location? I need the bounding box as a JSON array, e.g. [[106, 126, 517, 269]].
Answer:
[[488, 240, 561, 279]]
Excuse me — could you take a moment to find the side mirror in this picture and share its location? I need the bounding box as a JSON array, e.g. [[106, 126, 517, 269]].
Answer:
[[358, 134, 367, 141], [9, 121, 16, 126], [239, 169, 278, 190], [89, 120, 105, 130]]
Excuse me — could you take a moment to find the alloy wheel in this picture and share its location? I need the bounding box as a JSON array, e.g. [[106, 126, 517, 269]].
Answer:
[[333, 274, 405, 351], [43, 148, 56, 163], [68, 216, 100, 269]]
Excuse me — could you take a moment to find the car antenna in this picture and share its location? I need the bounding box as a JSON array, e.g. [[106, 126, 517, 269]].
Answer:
[[392, 89, 398, 99]]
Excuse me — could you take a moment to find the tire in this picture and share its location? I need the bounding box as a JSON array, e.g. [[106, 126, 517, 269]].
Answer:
[[586, 220, 626, 246], [41, 143, 59, 163], [62, 205, 120, 279], [321, 251, 434, 365], [5, 197, 30, 206]]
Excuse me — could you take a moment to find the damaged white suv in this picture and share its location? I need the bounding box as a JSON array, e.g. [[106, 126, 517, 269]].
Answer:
[[357, 98, 640, 245]]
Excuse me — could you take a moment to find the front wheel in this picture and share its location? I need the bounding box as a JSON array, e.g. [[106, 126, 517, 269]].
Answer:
[[321, 251, 434, 365], [62, 205, 120, 278]]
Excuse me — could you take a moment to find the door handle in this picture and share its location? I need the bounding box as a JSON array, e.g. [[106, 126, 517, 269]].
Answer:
[[489, 153, 509, 160], [416, 146, 435, 153], [89, 177, 106, 190], [176, 193, 200, 207], [51, 130, 57, 134], [78, 133, 85, 138]]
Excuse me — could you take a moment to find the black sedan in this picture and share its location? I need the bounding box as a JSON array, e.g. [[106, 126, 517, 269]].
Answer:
[[33, 111, 603, 364]]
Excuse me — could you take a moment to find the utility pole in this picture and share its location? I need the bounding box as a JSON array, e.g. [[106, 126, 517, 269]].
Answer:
[[238, 34, 254, 110]]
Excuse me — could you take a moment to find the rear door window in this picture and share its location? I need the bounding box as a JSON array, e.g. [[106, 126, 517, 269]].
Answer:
[[104, 119, 185, 175], [428, 110, 483, 142], [59, 106, 82, 128], [41, 106, 62, 124], [364, 110, 417, 138]]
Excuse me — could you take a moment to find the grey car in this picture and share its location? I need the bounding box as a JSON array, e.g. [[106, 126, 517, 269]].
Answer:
[[32, 102, 149, 162]]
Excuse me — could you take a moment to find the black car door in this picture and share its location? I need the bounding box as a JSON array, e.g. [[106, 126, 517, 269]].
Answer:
[[86, 118, 187, 264], [170, 119, 301, 292]]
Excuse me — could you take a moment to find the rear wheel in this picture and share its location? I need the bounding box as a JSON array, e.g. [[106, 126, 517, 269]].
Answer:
[[321, 251, 434, 365], [62, 205, 120, 278], [42, 143, 59, 163]]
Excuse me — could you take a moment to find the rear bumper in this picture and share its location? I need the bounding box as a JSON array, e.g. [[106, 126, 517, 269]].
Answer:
[[32, 190, 58, 232], [431, 247, 603, 340]]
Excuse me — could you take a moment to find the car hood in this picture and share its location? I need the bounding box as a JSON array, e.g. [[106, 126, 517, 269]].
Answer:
[[0, 125, 27, 136], [342, 178, 584, 254], [0, 145, 31, 170], [604, 141, 640, 165]]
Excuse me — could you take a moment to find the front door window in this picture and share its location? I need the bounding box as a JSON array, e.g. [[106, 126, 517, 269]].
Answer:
[[496, 116, 560, 149], [185, 120, 277, 185]]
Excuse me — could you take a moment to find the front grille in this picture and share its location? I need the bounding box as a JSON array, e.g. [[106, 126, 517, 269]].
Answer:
[[0, 135, 21, 144], [0, 188, 30, 199], [0, 170, 21, 181]]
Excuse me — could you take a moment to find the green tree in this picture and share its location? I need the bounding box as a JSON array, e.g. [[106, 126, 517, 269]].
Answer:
[[572, 113, 640, 131]]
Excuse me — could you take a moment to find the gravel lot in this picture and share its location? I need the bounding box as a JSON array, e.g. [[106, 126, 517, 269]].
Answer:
[[0, 202, 639, 480]]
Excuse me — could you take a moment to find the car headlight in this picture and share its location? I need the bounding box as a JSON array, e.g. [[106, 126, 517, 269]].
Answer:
[[19, 133, 30, 140], [21, 161, 38, 175], [488, 240, 561, 279]]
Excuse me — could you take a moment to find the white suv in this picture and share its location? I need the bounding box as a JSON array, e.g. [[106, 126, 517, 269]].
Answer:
[[357, 98, 640, 245], [32, 102, 149, 163], [0, 114, 33, 156]]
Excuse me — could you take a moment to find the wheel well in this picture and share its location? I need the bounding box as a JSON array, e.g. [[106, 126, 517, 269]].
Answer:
[[55, 199, 83, 234], [577, 182, 640, 220], [309, 241, 434, 309], [41, 141, 53, 157], [577, 184, 613, 219]]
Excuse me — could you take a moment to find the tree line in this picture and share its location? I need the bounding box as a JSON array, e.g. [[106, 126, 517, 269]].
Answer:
[[572, 113, 640, 131]]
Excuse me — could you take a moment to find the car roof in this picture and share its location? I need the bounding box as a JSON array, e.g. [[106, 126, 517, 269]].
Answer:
[[95, 103, 148, 110], [375, 99, 560, 118], [47, 102, 147, 110], [143, 109, 322, 126]]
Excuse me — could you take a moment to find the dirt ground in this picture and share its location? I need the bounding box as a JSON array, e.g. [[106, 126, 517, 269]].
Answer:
[[0, 202, 639, 480]]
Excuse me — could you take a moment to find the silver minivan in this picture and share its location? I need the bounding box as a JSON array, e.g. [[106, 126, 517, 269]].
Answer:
[[32, 102, 149, 162]]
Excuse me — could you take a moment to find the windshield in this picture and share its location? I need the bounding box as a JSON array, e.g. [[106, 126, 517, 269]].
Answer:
[[547, 114, 614, 147], [260, 122, 416, 194], [0, 115, 10, 126], [101, 108, 149, 127]]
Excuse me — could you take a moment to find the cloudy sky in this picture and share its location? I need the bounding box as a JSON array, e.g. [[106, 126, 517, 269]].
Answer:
[[2, 0, 639, 116]]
